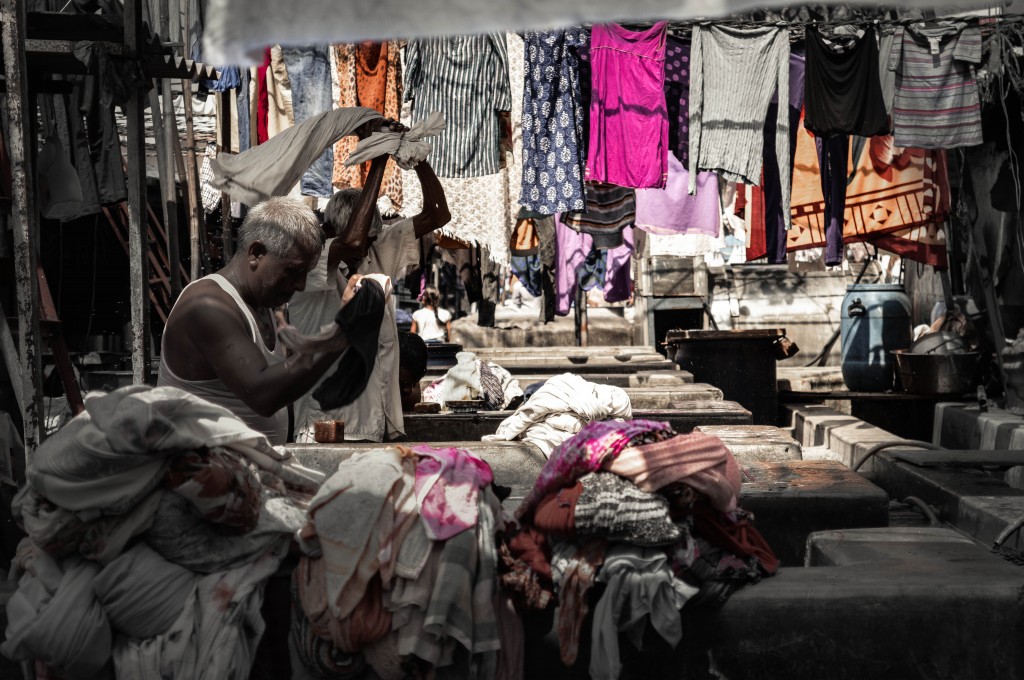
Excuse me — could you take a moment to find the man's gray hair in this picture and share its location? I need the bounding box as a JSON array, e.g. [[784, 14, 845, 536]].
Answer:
[[324, 188, 382, 239], [237, 197, 323, 258]]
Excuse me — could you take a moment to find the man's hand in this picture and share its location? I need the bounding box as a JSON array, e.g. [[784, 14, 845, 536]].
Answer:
[[355, 117, 409, 140], [341, 274, 364, 307]]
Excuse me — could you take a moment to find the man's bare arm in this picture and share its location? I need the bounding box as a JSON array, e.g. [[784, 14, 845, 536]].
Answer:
[[412, 160, 452, 237], [183, 296, 348, 417]]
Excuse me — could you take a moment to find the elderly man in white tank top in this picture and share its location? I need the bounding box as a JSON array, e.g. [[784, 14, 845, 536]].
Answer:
[[158, 196, 367, 445]]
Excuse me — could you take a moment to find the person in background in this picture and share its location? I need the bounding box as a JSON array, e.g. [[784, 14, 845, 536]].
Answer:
[[410, 284, 452, 343], [288, 149, 451, 442], [398, 331, 429, 412]]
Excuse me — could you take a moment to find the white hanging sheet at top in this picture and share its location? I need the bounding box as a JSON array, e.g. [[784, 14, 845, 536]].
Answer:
[[201, 0, 997, 66]]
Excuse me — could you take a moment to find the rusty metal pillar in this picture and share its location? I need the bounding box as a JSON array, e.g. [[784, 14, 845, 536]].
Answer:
[[1, 0, 45, 448]]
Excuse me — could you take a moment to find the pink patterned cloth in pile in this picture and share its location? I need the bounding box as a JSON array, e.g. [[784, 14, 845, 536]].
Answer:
[[412, 445, 494, 540]]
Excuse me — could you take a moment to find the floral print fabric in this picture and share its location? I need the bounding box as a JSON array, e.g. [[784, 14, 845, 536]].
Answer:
[[520, 27, 590, 215]]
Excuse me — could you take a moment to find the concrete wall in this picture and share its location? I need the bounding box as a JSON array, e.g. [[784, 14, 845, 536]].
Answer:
[[707, 265, 885, 367]]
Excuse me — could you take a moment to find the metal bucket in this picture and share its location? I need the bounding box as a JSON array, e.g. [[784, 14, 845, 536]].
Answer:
[[891, 350, 981, 395]]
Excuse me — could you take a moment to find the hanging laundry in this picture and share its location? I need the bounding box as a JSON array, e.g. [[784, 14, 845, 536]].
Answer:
[[816, 134, 849, 266], [889, 20, 983, 149], [333, 41, 405, 211], [586, 23, 669, 189], [804, 26, 890, 138], [266, 46, 294, 139], [404, 34, 511, 178], [211, 106, 380, 205], [563, 182, 636, 249], [689, 25, 790, 225], [877, 27, 898, 117], [282, 44, 335, 197], [748, 50, 806, 263], [663, 35, 692, 164], [520, 27, 590, 214], [555, 215, 634, 316], [401, 34, 523, 266], [256, 48, 270, 144], [787, 120, 950, 266], [635, 152, 720, 237]]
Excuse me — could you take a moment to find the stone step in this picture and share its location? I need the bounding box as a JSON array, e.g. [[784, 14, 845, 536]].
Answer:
[[871, 450, 1024, 553], [776, 366, 846, 392], [805, 526, 982, 567], [625, 385, 723, 408], [426, 358, 680, 376], [670, 543, 1024, 680], [740, 460, 889, 566], [421, 370, 695, 391], [697, 425, 802, 462], [466, 345, 661, 359], [933, 402, 1024, 450], [785, 403, 918, 473], [401, 403, 752, 441]]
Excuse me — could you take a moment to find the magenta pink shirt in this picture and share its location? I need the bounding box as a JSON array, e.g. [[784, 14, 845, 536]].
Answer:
[[585, 22, 669, 189]]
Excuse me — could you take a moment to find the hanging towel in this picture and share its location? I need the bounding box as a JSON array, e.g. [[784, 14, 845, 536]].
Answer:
[[211, 106, 381, 205]]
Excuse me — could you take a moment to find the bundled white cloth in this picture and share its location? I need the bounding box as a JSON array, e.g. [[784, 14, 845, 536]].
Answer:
[[1, 549, 111, 677], [93, 543, 196, 639], [426, 351, 523, 411], [28, 385, 322, 515], [111, 546, 285, 680], [346, 111, 446, 170], [482, 373, 631, 456]]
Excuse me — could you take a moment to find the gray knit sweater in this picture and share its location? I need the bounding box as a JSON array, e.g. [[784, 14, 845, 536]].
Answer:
[[688, 25, 791, 228]]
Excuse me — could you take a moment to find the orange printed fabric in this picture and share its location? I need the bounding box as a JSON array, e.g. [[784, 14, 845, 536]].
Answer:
[[333, 41, 404, 211], [787, 114, 950, 266]]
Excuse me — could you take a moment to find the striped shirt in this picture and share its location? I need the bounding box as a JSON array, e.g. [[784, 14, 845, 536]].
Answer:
[[404, 35, 511, 178], [688, 25, 792, 228], [889, 21, 983, 149]]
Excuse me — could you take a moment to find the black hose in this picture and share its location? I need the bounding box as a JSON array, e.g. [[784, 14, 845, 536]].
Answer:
[[993, 514, 1024, 549], [901, 496, 942, 526], [852, 439, 942, 472]]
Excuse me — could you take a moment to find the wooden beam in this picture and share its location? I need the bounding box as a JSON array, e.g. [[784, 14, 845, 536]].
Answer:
[[180, 0, 207, 279], [159, 0, 181, 298], [219, 89, 234, 259], [125, 0, 151, 384], [0, 300, 24, 415], [2, 0, 44, 448]]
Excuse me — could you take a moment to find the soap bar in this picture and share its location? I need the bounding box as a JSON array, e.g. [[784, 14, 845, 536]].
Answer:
[[313, 420, 346, 443]]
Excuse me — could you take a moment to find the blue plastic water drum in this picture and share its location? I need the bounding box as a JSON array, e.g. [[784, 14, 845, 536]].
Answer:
[[840, 283, 912, 392]]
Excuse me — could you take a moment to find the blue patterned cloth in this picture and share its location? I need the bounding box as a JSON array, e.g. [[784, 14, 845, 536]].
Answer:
[[520, 28, 589, 215]]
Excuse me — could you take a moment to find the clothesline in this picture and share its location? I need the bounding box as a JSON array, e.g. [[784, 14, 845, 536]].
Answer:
[[603, 12, 1024, 40]]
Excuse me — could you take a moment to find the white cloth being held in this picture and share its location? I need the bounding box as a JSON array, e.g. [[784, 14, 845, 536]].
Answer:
[[346, 111, 446, 170], [482, 373, 631, 456]]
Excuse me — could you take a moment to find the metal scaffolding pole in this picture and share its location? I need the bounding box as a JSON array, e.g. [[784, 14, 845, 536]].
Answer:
[[125, 0, 151, 384], [1, 0, 45, 449]]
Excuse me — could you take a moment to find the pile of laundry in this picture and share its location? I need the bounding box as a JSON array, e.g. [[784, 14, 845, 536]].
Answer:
[[1, 385, 324, 679], [422, 351, 524, 412], [498, 419, 778, 680], [482, 373, 632, 456], [291, 444, 521, 680]]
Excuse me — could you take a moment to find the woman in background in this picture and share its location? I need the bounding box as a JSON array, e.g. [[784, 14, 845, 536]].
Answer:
[[410, 285, 452, 343]]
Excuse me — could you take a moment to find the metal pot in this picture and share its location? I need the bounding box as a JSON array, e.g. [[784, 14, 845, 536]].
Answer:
[[891, 350, 981, 395]]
